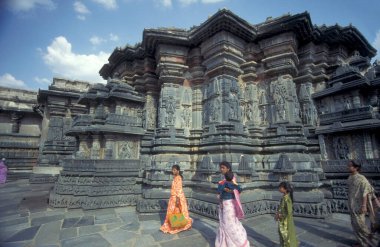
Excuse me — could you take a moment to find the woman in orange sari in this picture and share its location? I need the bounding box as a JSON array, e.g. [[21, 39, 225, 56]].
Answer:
[[160, 164, 192, 234]]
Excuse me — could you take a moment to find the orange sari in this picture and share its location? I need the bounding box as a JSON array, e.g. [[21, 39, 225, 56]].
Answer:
[[160, 175, 192, 234]]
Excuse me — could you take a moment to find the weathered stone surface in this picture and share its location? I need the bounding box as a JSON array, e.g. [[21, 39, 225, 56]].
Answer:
[[1, 10, 379, 221], [101, 229, 137, 246], [59, 227, 78, 240], [61, 234, 111, 247], [29, 78, 90, 183], [5, 226, 40, 242], [34, 221, 62, 246], [31, 215, 64, 226], [0, 87, 41, 180]]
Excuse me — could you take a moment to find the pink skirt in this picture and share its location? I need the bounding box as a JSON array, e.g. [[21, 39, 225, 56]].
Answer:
[[215, 199, 250, 247]]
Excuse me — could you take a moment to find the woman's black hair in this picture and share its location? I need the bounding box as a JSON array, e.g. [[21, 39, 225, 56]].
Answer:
[[349, 160, 361, 172], [225, 171, 234, 181], [172, 164, 183, 179], [219, 161, 232, 171], [279, 181, 294, 203]]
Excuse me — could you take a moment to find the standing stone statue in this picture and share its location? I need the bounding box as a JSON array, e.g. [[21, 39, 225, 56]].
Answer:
[[334, 137, 350, 159]]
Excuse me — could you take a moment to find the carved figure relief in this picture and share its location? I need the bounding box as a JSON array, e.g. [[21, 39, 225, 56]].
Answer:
[[343, 96, 352, 110], [91, 138, 101, 159], [213, 98, 221, 122], [181, 106, 191, 128], [293, 96, 300, 121], [141, 109, 146, 129], [203, 102, 210, 125], [165, 96, 176, 126], [333, 137, 350, 159], [246, 103, 253, 122], [158, 107, 166, 127], [259, 91, 267, 105], [48, 128, 62, 142], [260, 106, 268, 125], [118, 141, 137, 159], [229, 93, 239, 120], [274, 84, 287, 121], [183, 89, 191, 105]]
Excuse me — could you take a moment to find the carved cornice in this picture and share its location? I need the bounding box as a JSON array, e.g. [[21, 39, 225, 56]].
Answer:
[[313, 25, 376, 57]]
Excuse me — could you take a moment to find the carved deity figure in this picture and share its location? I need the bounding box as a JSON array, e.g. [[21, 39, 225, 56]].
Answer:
[[181, 107, 191, 128], [165, 96, 176, 126], [146, 96, 157, 129], [203, 102, 209, 125], [343, 96, 352, 110], [293, 99, 300, 121], [213, 98, 221, 122], [228, 93, 239, 120], [246, 103, 253, 122], [276, 96, 286, 121], [260, 106, 268, 125], [259, 91, 267, 105], [333, 137, 350, 159], [119, 142, 134, 159]]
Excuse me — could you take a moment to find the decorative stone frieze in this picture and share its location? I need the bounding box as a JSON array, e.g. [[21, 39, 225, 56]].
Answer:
[[1, 9, 376, 218], [49, 78, 146, 209]]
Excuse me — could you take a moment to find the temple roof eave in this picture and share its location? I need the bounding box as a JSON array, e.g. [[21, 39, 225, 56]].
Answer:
[[37, 89, 82, 103], [66, 126, 145, 136], [312, 77, 370, 99], [256, 12, 313, 43], [99, 9, 376, 80], [313, 25, 376, 57]]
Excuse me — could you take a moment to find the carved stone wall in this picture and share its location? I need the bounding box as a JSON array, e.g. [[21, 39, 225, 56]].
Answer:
[[0, 87, 42, 180], [98, 10, 380, 218], [30, 78, 90, 183], [314, 58, 380, 211], [49, 79, 146, 209], [2, 10, 377, 218]]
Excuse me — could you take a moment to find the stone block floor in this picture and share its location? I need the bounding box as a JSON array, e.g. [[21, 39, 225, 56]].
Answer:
[[0, 180, 358, 247]]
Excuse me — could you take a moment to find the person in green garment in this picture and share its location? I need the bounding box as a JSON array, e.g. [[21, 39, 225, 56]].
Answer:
[[275, 181, 299, 247]]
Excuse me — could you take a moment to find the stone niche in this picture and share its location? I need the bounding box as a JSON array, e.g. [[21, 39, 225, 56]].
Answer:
[[46, 10, 380, 218]]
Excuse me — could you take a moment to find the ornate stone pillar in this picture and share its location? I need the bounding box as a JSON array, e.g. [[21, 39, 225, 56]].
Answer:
[[89, 103, 96, 115], [143, 58, 159, 130], [115, 101, 122, 115], [10, 112, 23, 133], [188, 48, 205, 130], [91, 134, 101, 159], [76, 135, 89, 158], [363, 132, 374, 159], [369, 89, 378, 107], [318, 135, 328, 160], [145, 92, 158, 130], [155, 44, 188, 129], [191, 84, 203, 130], [352, 90, 361, 108], [240, 54, 258, 126], [104, 134, 114, 159]]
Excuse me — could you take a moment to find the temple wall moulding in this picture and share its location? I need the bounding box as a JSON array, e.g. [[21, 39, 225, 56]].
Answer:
[[1, 10, 378, 217]]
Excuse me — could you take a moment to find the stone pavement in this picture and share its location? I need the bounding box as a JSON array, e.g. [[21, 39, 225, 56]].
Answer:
[[0, 180, 358, 247]]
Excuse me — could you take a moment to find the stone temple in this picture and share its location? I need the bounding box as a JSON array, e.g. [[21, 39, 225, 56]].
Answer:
[[0, 9, 379, 219]]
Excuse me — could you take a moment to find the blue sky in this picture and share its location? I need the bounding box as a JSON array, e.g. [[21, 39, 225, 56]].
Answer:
[[0, 0, 379, 91]]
